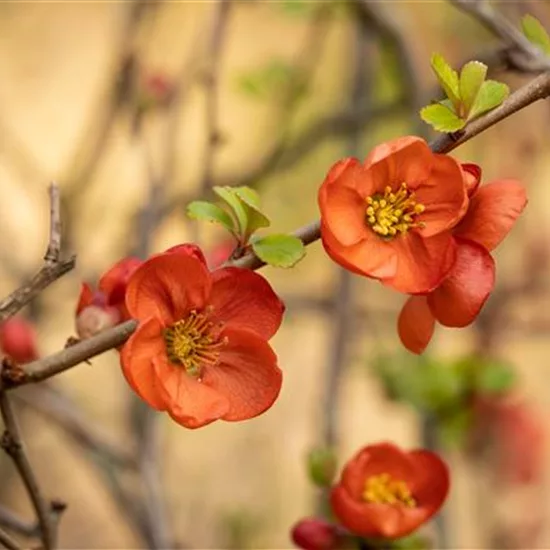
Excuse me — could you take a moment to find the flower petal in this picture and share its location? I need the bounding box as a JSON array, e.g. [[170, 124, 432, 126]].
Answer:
[[320, 222, 398, 280], [321, 184, 371, 246], [125, 253, 211, 324], [454, 180, 527, 251], [99, 257, 142, 304], [202, 327, 282, 422], [427, 238, 495, 327], [414, 154, 468, 237], [462, 163, 481, 197], [76, 282, 95, 315], [209, 268, 284, 340], [163, 243, 207, 266], [383, 232, 456, 294], [154, 357, 229, 429], [408, 449, 450, 514], [120, 317, 168, 411], [318, 158, 362, 207], [363, 136, 433, 187], [397, 296, 435, 354]]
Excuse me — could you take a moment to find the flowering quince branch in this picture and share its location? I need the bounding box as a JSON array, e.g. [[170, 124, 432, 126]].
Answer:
[[0, 183, 76, 323], [2, 69, 550, 391]]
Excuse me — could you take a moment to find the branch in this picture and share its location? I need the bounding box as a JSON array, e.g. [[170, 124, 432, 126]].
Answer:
[[0, 393, 58, 550], [450, 0, 550, 72], [0, 526, 20, 550], [0, 505, 36, 538], [0, 183, 75, 323], [3, 70, 550, 388]]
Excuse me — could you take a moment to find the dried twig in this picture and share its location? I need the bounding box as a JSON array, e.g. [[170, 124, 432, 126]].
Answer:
[[0, 183, 75, 323], [0, 393, 57, 550]]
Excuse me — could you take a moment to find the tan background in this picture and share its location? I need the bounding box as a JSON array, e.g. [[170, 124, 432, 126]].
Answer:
[[0, 1, 550, 548]]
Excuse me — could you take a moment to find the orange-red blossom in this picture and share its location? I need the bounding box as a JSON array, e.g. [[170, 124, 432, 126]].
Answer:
[[319, 136, 469, 294], [398, 164, 527, 353], [330, 442, 449, 540], [120, 251, 284, 429]]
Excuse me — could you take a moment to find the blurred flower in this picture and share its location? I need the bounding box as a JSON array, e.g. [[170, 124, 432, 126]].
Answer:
[[0, 317, 39, 363], [330, 442, 449, 539], [76, 257, 142, 338], [398, 164, 527, 353], [291, 518, 342, 550], [471, 395, 545, 485], [207, 239, 237, 269], [318, 136, 468, 294], [140, 71, 175, 108], [120, 251, 284, 429]]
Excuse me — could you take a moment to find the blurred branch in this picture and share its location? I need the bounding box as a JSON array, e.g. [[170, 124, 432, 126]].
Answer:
[[0, 183, 75, 323], [0, 505, 36, 538], [450, 0, 550, 72], [14, 384, 134, 469], [0, 392, 60, 550], [0, 526, 20, 550]]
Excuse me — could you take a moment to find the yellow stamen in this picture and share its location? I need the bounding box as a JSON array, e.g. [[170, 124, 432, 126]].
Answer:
[[163, 310, 226, 377], [362, 473, 416, 508], [365, 182, 425, 239]]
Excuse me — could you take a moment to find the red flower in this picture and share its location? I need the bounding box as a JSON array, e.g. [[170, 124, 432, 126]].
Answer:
[[291, 518, 342, 550], [398, 165, 527, 353], [319, 136, 468, 294], [0, 317, 39, 364], [330, 442, 449, 540], [471, 396, 544, 485], [76, 257, 142, 338], [207, 239, 237, 269], [120, 252, 284, 429]]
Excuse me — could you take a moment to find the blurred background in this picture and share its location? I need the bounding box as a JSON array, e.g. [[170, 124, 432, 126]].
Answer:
[[0, 1, 550, 548]]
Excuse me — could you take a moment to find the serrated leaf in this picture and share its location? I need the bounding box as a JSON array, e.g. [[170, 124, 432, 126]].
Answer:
[[233, 186, 261, 209], [186, 201, 237, 235], [522, 14, 550, 55], [420, 103, 466, 132], [460, 61, 488, 114], [431, 53, 461, 109], [213, 187, 249, 237], [468, 80, 509, 120], [252, 234, 305, 268], [475, 361, 516, 395]]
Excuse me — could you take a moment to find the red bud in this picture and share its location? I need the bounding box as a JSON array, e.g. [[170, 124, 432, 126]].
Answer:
[[0, 318, 39, 364], [76, 305, 120, 340], [291, 518, 340, 550]]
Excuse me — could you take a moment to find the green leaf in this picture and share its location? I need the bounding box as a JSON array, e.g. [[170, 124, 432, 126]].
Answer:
[[420, 103, 466, 132], [522, 14, 550, 55], [252, 234, 305, 268], [438, 408, 472, 449], [475, 360, 517, 395], [468, 80, 509, 120], [459, 61, 488, 114], [213, 187, 249, 237], [186, 201, 236, 235], [232, 186, 271, 237], [430, 53, 461, 109]]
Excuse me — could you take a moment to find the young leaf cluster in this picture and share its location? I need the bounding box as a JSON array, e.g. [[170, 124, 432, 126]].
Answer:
[[187, 186, 306, 268]]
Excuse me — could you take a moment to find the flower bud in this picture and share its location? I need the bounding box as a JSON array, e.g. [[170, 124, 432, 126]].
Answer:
[[0, 317, 39, 364], [307, 447, 337, 487], [291, 518, 340, 550], [76, 305, 120, 340]]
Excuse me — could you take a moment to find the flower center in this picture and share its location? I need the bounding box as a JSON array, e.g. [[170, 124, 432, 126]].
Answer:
[[163, 309, 225, 377], [366, 183, 425, 238], [362, 473, 416, 507]]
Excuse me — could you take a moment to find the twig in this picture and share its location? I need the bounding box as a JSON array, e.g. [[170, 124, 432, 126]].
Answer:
[[450, 0, 550, 72], [198, 0, 232, 195], [0, 526, 21, 550], [0, 393, 55, 550], [0, 505, 36, 538], [0, 183, 75, 323], [14, 384, 134, 470]]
